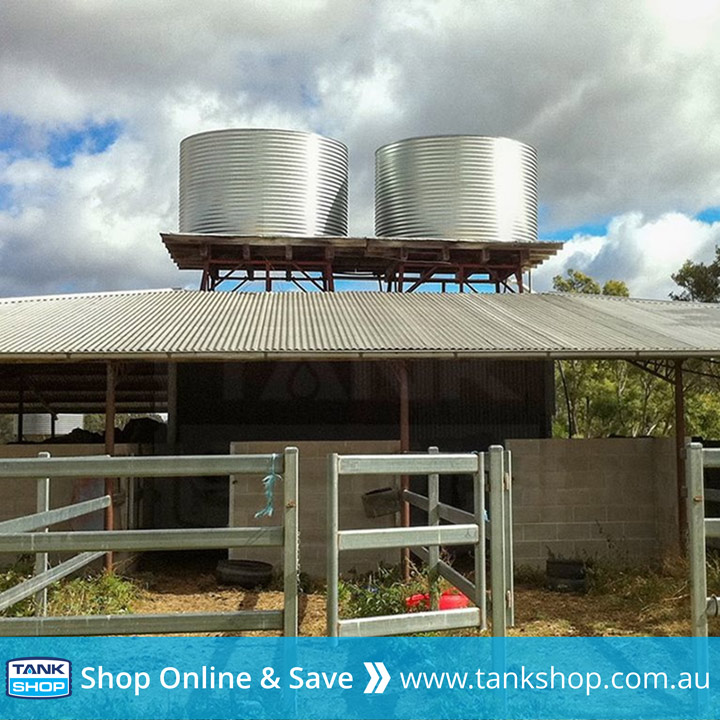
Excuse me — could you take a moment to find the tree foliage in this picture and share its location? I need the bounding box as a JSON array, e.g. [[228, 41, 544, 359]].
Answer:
[[553, 268, 629, 297], [552, 269, 720, 439], [670, 248, 720, 302]]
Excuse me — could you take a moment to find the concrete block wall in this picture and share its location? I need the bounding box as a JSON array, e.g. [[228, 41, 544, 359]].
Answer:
[[506, 438, 678, 568], [229, 440, 401, 579]]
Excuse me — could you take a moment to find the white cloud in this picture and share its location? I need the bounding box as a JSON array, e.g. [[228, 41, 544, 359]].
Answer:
[[534, 212, 720, 299], [0, 138, 184, 295], [0, 0, 719, 296]]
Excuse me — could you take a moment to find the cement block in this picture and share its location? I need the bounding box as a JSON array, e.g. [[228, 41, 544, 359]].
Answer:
[[571, 539, 611, 559], [539, 505, 574, 522], [572, 505, 607, 523], [522, 523, 558, 542], [512, 506, 541, 524], [556, 522, 591, 541]]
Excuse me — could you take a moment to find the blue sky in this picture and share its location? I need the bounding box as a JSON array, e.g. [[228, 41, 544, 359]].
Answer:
[[696, 208, 720, 224], [0, 0, 719, 299], [0, 115, 119, 166], [46, 121, 121, 168]]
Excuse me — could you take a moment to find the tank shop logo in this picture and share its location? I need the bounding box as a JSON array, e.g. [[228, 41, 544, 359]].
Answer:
[[6, 657, 71, 699]]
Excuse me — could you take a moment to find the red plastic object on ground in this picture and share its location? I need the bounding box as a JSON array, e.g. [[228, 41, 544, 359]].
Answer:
[[405, 589, 470, 611]]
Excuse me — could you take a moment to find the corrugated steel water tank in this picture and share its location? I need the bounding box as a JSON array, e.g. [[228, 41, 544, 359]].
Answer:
[[375, 135, 538, 241], [179, 129, 348, 235]]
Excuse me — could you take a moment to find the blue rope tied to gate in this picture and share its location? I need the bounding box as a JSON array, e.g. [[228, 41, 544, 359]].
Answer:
[[255, 453, 282, 519]]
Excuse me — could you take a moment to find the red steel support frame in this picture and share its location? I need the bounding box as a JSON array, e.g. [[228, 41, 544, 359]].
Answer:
[[200, 256, 526, 294], [163, 233, 560, 294]]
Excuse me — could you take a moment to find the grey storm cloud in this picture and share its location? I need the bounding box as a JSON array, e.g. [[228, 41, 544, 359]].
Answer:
[[0, 0, 719, 297]]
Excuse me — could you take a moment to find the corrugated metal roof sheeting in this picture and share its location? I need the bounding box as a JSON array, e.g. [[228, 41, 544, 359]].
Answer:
[[0, 289, 719, 360]]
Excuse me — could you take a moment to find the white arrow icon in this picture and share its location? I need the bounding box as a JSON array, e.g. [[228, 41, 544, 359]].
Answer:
[[363, 661, 391, 694]]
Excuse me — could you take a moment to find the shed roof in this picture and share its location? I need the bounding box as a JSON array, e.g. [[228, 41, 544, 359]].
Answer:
[[0, 288, 719, 362]]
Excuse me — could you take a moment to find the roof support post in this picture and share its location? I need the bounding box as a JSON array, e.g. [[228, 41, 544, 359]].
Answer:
[[393, 360, 411, 580], [17, 376, 24, 443], [167, 361, 178, 451], [675, 359, 687, 555], [104, 361, 117, 572]]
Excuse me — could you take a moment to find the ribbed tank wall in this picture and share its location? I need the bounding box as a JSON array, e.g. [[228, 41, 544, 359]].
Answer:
[[375, 135, 538, 241], [179, 128, 348, 235]]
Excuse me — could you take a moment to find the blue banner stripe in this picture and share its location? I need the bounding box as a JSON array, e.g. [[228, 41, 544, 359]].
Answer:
[[0, 637, 716, 719]]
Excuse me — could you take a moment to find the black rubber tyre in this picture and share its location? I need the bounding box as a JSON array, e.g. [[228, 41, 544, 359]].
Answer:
[[546, 559, 587, 593], [546, 559, 586, 579], [546, 576, 587, 593], [216, 559, 273, 588]]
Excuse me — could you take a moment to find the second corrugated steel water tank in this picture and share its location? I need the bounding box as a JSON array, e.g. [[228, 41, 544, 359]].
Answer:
[[375, 135, 538, 242], [179, 128, 348, 235]]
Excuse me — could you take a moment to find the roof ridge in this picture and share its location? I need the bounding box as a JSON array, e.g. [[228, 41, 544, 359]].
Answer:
[[0, 287, 182, 305], [544, 292, 720, 308]]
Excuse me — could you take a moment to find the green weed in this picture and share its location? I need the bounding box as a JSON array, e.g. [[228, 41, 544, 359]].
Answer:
[[338, 563, 434, 619], [47, 571, 139, 616], [0, 557, 140, 618], [0, 556, 36, 617]]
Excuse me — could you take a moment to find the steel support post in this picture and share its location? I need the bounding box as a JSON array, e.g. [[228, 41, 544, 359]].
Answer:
[[397, 360, 411, 580], [503, 450, 515, 627], [327, 453, 339, 637], [427, 446, 440, 610], [34, 451, 50, 616], [473, 451, 487, 630], [489, 445, 506, 637], [675, 360, 688, 554], [687, 442, 708, 637], [104, 361, 117, 572], [283, 447, 299, 637]]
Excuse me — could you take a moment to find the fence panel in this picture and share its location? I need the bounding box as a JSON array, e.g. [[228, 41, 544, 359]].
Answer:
[[0, 448, 299, 636], [327, 445, 512, 638]]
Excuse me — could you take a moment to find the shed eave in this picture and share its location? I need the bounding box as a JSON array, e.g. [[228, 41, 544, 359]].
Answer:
[[0, 348, 718, 364]]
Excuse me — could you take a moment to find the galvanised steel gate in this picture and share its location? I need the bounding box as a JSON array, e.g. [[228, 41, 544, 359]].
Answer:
[[0, 448, 298, 636], [326, 445, 513, 637]]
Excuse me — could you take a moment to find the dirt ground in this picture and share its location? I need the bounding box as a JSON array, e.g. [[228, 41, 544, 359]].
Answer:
[[128, 552, 707, 637]]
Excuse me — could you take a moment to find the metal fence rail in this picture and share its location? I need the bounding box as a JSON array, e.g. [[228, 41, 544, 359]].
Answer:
[[0, 495, 111, 534], [0, 551, 105, 613], [0, 448, 299, 637], [327, 445, 513, 637]]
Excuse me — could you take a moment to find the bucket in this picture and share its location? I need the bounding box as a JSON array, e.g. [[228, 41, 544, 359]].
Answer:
[[406, 589, 470, 611]]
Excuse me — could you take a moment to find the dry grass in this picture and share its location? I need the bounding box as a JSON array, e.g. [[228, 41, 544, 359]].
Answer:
[[127, 552, 720, 637]]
